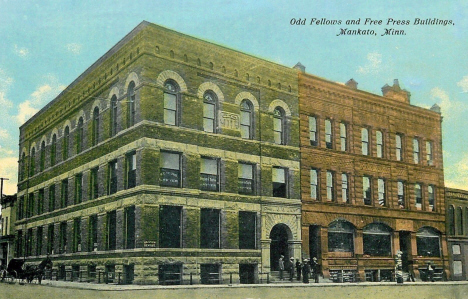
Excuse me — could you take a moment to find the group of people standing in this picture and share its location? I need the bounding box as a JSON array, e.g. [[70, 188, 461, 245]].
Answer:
[[278, 255, 320, 283]]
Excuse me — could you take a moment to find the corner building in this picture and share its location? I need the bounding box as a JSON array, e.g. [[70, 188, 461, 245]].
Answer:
[[16, 21, 301, 284], [299, 73, 448, 282]]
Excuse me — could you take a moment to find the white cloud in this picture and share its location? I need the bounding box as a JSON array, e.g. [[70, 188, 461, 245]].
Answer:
[[14, 44, 30, 58], [0, 156, 18, 195], [430, 87, 467, 119], [16, 100, 39, 124], [0, 68, 14, 92], [457, 75, 468, 93], [357, 52, 383, 75], [66, 43, 82, 55], [445, 153, 468, 190], [0, 129, 9, 139]]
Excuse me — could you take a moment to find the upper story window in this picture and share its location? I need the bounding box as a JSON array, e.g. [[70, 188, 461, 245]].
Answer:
[[273, 107, 285, 145], [203, 91, 217, 133], [376, 131, 384, 158], [61, 179, 68, 208], [74, 173, 83, 204], [326, 170, 334, 201], [325, 119, 333, 149], [20, 152, 26, 181], [397, 181, 405, 209], [363, 176, 371, 205], [164, 80, 180, 126], [396, 133, 403, 161], [50, 134, 57, 166], [341, 173, 349, 203], [428, 185, 435, 211], [108, 160, 118, 195], [415, 183, 422, 209], [76, 117, 84, 154], [238, 162, 254, 195], [309, 116, 317, 146], [30, 147, 36, 176], [40, 141, 46, 172], [413, 138, 420, 164], [110, 95, 118, 137], [426, 141, 433, 165], [240, 100, 253, 139], [49, 185, 55, 212], [377, 178, 386, 206], [160, 151, 181, 188], [361, 128, 369, 155], [340, 122, 347, 151], [92, 107, 99, 146], [90, 167, 99, 200], [63, 126, 70, 160], [457, 207, 463, 235], [310, 169, 318, 200], [126, 152, 136, 189], [200, 157, 219, 192], [448, 206, 455, 235], [272, 167, 287, 198], [127, 81, 136, 128]]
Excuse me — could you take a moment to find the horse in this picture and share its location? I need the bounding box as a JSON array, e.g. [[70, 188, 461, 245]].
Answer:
[[1, 257, 53, 284], [26, 257, 53, 284]]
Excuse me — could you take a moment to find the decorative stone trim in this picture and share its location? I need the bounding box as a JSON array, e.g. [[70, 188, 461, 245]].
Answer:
[[156, 70, 188, 93]]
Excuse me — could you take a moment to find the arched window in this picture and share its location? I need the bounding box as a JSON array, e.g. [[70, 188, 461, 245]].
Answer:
[[40, 141, 46, 172], [457, 207, 463, 235], [50, 134, 57, 166], [363, 223, 392, 256], [448, 205, 455, 235], [328, 220, 355, 254], [203, 91, 217, 133], [63, 126, 70, 160], [273, 107, 285, 145], [110, 95, 118, 137], [240, 100, 253, 139], [92, 107, 99, 146], [30, 148, 36, 176], [164, 80, 180, 126], [127, 82, 136, 127], [76, 117, 84, 154], [416, 227, 441, 257]]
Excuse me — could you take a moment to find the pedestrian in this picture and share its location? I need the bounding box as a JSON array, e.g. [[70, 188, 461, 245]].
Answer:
[[296, 259, 302, 281], [427, 262, 434, 282], [278, 255, 284, 280], [311, 257, 320, 283], [289, 257, 295, 281], [302, 259, 310, 283], [407, 259, 415, 282]]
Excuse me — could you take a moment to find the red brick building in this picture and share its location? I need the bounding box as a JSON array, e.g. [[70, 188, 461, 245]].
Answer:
[[298, 71, 448, 282]]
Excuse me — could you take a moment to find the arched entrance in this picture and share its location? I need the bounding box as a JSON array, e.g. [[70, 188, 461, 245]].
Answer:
[[270, 224, 292, 271]]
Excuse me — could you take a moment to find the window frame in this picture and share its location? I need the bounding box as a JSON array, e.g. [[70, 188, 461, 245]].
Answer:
[[76, 117, 84, 154], [397, 180, 405, 209], [309, 116, 318, 146], [160, 151, 182, 188], [238, 162, 255, 195], [203, 91, 217, 133], [413, 138, 420, 164], [415, 183, 422, 209], [377, 178, 386, 206], [110, 95, 118, 137], [108, 160, 118, 195], [310, 168, 319, 200], [240, 100, 253, 139], [326, 170, 335, 201], [325, 119, 333, 149], [125, 151, 137, 189], [341, 173, 349, 203], [273, 107, 286, 145], [163, 80, 180, 126], [361, 128, 369, 156], [396, 133, 403, 161], [127, 81, 136, 128], [200, 157, 220, 192], [92, 107, 100, 146], [272, 166, 288, 198], [376, 130, 384, 158], [340, 122, 347, 151], [363, 176, 371, 205]]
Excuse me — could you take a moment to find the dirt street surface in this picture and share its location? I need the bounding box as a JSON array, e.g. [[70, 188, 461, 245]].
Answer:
[[1, 281, 468, 299]]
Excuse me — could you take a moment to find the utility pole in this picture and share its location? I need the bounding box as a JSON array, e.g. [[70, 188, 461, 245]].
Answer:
[[0, 177, 9, 202]]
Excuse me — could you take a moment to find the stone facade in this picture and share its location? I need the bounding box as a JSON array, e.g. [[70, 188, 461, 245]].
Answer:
[[15, 21, 301, 284], [299, 73, 448, 282], [445, 188, 468, 281]]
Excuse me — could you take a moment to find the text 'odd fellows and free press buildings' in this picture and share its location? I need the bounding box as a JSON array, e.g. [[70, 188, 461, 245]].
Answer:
[[0, 20, 460, 285]]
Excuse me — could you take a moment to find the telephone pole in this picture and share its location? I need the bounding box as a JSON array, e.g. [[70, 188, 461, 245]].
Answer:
[[0, 177, 9, 202]]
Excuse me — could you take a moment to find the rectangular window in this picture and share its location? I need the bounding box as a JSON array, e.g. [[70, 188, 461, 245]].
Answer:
[[106, 211, 116, 250], [238, 163, 254, 195], [325, 119, 333, 149], [158, 264, 182, 285], [376, 131, 383, 158], [363, 176, 371, 205], [124, 206, 136, 249], [239, 211, 256, 249], [415, 183, 422, 209], [18, 196, 24, 220], [426, 141, 433, 165], [203, 102, 215, 133], [272, 167, 287, 198], [428, 185, 435, 211], [397, 181, 405, 208], [361, 128, 369, 155], [73, 218, 81, 252], [200, 158, 219, 192], [59, 222, 67, 254], [200, 264, 221, 285], [47, 225, 54, 255], [378, 178, 385, 206], [27, 192, 34, 218], [164, 91, 177, 125], [126, 152, 137, 189], [90, 167, 99, 200], [88, 215, 98, 252], [160, 152, 181, 187], [36, 226, 43, 256], [75, 173, 83, 204], [396, 134, 403, 161], [340, 122, 347, 151], [309, 116, 317, 146], [310, 169, 318, 200], [26, 228, 33, 256], [38, 189, 44, 215], [108, 160, 118, 195], [61, 180, 68, 208], [413, 138, 420, 164], [326, 171, 334, 201], [200, 208, 220, 249], [341, 173, 349, 203], [159, 205, 182, 248]]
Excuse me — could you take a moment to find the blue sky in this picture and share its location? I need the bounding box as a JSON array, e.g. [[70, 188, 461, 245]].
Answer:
[[0, 0, 467, 194]]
